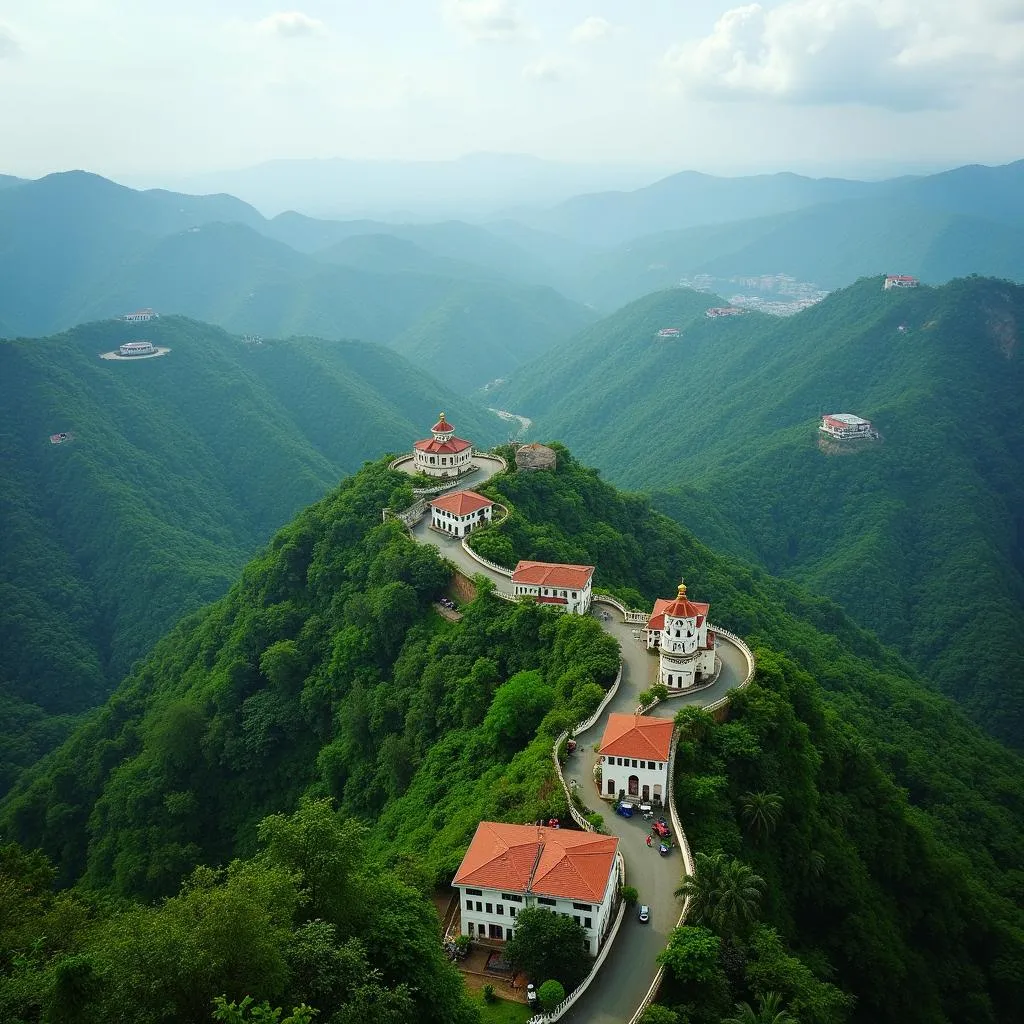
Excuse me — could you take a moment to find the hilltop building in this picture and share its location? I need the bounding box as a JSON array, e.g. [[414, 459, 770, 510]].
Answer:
[[656, 328, 680, 338], [123, 309, 158, 321], [820, 413, 873, 439], [412, 413, 473, 478], [598, 713, 673, 804], [883, 275, 918, 290], [452, 822, 620, 954], [512, 560, 594, 614], [705, 307, 743, 318], [118, 341, 155, 357], [515, 443, 556, 472], [429, 490, 493, 537], [644, 582, 716, 690]]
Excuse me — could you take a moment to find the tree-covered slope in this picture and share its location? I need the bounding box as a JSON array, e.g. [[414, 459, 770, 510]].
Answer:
[[4, 448, 1024, 1022], [500, 278, 1024, 747], [0, 316, 501, 788], [0, 173, 595, 389]]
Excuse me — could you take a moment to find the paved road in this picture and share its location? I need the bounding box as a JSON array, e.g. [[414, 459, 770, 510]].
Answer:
[[400, 457, 748, 1024]]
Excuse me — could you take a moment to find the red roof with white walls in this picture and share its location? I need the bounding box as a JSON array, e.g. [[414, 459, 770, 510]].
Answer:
[[432, 413, 455, 433], [453, 822, 618, 902], [646, 583, 709, 631], [430, 490, 493, 516], [598, 713, 674, 761], [512, 560, 595, 590], [885, 275, 918, 283]]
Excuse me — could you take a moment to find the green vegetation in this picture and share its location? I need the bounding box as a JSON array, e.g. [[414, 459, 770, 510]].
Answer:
[[504, 908, 590, 990], [0, 318, 501, 790], [502, 277, 1024, 746], [0, 172, 594, 390], [2, 446, 1023, 1021], [536, 980, 565, 1011], [461, 447, 1024, 1021]]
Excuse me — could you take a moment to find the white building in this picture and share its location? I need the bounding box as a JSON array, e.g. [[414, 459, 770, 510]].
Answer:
[[430, 490, 493, 537], [512, 560, 594, 615], [413, 413, 474, 478], [644, 582, 716, 690], [705, 307, 744, 318], [123, 309, 158, 322], [883, 275, 919, 290], [820, 413, 873, 439], [598, 713, 673, 805], [118, 341, 155, 357], [452, 822, 620, 956]]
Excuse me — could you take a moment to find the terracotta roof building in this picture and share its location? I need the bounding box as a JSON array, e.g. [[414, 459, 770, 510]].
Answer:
[[644, 581, 717, 692], [453, 822, 621, 954], [412, 413, 474, 478], [598, 714, 673, 805], [512, 560, 595, 615], [429, 489, 494, 538], [820, 413, 874, 440]]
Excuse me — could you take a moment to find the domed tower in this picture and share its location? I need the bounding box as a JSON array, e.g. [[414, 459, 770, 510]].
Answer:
[[644, 580, 717, 690], [412, 412, 473, 478]]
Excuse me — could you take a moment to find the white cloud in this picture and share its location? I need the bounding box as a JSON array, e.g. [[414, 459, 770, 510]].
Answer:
[[570, 16, 614, 44], [254, 11, 327, 39], [522, 56, 571, 82], [0, 23, 21, 59], [443, 0, 530, 43], [664, 0, 1024, 111]]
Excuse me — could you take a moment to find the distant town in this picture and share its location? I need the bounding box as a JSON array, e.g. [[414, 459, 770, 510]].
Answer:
[[679, 272, 829, 316]]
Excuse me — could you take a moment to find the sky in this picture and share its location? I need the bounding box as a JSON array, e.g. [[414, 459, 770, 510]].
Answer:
[[1, 0, 1023, 180]]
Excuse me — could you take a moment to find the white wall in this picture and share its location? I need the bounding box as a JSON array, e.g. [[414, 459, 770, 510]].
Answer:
[[430, 504, 491, 537], [512, 579, 592, 615], [414, 446, 473, 477], [600, 754, 668, 805]]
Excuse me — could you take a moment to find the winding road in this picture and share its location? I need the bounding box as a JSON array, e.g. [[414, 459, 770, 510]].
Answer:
[[403, 455, 749, 1024]]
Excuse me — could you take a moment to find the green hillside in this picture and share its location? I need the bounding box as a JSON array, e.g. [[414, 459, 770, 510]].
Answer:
[[500, 278, 1024, 747], [0, 174, 594, 390], [2, 450, 1022, 1023], [0, 316, 501, 789]]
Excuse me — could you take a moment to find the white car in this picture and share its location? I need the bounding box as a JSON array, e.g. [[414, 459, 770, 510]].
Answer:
[[638, 904, 650, 923]]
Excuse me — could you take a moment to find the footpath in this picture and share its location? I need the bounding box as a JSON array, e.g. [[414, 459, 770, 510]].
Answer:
[[402, 457, 753, 1024]]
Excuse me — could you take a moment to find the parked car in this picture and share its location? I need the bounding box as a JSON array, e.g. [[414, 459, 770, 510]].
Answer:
[[652, 820, 670, 838], [659, 843, 670, 856], [638, 904, 650, 923], [616, 802, 634, 818]]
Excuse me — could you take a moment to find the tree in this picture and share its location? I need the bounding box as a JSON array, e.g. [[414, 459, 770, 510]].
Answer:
[[639, 1007, 679, 1024], [656, 926, 721, 984], [538, 980, 566, 1010], [505, 907, 590, 988], [212, 995, 317, 1023], [674, 706, 714, 745], [483, 671, 555, 756], [739, 791, 783, 838], [722, 991, 796, 1024], [621, 885, 639, 904], [674, 853, 764, 940]]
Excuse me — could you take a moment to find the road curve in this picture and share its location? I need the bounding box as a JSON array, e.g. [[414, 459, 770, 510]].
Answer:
[[401, 457, 747, 1024]]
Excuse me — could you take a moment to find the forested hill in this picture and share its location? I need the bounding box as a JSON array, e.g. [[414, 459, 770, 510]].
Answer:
[[499, 277, 1024, 747], [0, 316, 502, 790], [2, 448, 1023, 1023]]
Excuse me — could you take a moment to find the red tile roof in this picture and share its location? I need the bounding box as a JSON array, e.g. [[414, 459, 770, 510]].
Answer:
[[645, 583, 709, 631], [512, 560, 595, 590], [453, 822, 618, 902], [432, 413, 454, 433], [414, 436, 472, 454], [431, 489, 493, 516], [536, 595, 568, 604], [598, 713, 674, 761]]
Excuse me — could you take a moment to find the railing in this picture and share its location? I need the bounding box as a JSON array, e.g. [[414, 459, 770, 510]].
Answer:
[[461, 539, 514, 578], [592, 593, 650, 624], [527, 852, 627, 1024], [574, 663, 623, 735]]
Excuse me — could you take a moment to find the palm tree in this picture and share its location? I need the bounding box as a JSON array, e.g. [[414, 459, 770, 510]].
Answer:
[[739, 791, 783, 838], [674, 852, 765, 939], [722, 991, 796, 1024]]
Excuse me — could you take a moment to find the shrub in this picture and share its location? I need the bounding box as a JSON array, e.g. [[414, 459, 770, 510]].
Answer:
[[621, 885, 639, 904], [538, 980, 565, 1010], [482, 984, 495, 1003]]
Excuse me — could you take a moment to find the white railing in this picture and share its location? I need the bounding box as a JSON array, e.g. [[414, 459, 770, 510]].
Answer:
[[527, 852, 628, 1024], [574, 663, 623, 735], [592, 593, 649, 624], [460, 538, 514, 577]]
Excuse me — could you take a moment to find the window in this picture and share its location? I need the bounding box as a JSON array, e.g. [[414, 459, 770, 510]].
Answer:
[[584, 917, 592, 929], [631, 759, 638, 768], [537, 897, 556, 906], [510, 907, 517, 918], [658, 763, 663, 770], [466, 888, 482, 896], [572, 591, 577, 598], [572, 902, 592, 912], [466, 899, 473, 910], [496, 904, 504, 915], [485, 903, 493, 914], [501, 893, 523, 903], [573, 915, 581, 926], [476, 901, 482, 912]]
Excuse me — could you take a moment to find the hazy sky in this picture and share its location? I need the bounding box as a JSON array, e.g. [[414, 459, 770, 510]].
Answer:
[[1, 0, 1023, 178]]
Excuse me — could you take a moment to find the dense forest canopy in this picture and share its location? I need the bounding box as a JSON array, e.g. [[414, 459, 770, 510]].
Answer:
[[499, 277, 1024, 748], [0, 317, 502, 790]]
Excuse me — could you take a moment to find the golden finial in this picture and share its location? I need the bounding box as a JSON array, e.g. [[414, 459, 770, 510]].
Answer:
[[677, 580, 687, 598], [439, 412, 446, 420]]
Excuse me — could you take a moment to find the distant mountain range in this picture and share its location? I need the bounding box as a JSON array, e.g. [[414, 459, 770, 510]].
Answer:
[[0, 172, 594, 391], [0, 315, 503, 790], [497, 275, 1024, 748]]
